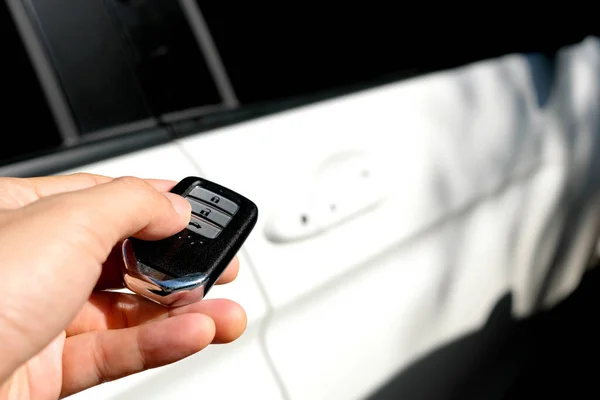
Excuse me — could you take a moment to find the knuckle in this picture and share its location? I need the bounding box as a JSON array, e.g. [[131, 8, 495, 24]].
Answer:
[[92, 335, 111, 384], [69, 172, 105, 185], [53, 198, 113, 259], [67, 172, 92, 179], [112, 176, 171, 216], [114, 175, 148, 188], [71, 214, 114, 264], [113, 176, 157, 199], [0, 178, 34, 208]]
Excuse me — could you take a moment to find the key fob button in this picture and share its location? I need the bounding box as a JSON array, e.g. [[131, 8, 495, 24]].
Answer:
[[186, 215, 221, 239], [121, 176, 258, 308], [186, 196, 232, 227], [188, 187, 239, 215]]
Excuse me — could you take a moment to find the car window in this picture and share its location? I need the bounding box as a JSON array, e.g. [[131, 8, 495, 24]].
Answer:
[[1, 1, 593, 175], [0, 0, 62, 166]]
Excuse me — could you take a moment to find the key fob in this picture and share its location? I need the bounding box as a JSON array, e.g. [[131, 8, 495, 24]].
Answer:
[[121, 176, 258, 307]]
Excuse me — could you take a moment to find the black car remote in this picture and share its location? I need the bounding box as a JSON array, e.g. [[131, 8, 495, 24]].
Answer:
[[121, 176, 258, 307]]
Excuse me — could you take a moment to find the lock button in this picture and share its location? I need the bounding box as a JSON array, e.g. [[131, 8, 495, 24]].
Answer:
[[188, 187, 239, 215], [186, 196, 232, 227]]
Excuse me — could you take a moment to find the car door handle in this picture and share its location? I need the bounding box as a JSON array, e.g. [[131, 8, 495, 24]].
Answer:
[[264, 151, 388, 243]]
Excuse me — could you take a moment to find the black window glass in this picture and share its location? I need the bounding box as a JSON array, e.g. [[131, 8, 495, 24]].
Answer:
[[104, 0, 222, 117], [0, 1, 62, 167], [199, 4, 595, 105], [26, 0, 153, 135]]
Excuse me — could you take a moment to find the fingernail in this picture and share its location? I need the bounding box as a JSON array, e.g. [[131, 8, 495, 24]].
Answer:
[[164, 193, 192, 216]]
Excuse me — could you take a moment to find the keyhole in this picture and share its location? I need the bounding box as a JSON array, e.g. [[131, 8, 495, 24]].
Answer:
[[300, 214, 309, 225]]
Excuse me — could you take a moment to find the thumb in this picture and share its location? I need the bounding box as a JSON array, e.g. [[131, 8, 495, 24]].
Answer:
[[0, 177, 191, 380], [11, 176, 192, 270]]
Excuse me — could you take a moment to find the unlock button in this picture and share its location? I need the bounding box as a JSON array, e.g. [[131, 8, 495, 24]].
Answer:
[[188, 187, 239, 215], [186, 197, 232, 227]]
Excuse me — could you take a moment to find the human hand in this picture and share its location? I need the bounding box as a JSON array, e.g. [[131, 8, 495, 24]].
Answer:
[[0, 174, 247, 399]]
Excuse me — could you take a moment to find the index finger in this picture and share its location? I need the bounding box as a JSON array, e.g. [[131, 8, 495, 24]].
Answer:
[[27, 173, 179, 196], [0, 173, 179, 209]]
